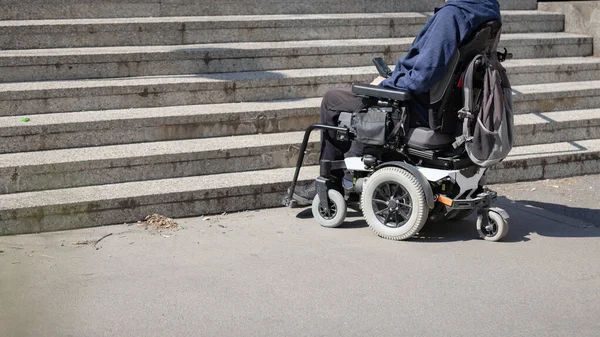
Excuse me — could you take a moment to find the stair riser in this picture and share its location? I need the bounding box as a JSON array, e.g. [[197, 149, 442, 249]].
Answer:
[[3, 105, 600, 154], [3, 77, 600, 117], [0, 111, 320, 153], [1, 0, 538, 20], [489, 154, 600, 184], [516, 122, 600, 147], [3, 150, 599, 236], [0, 41, 591, 82], [0, 186, 293, 235], [516, 96, 600, 115], [2, 19, 563, 50], [507, 67, 600, 86], [4, 119, 600, 193], [0, 143, 321, 194]]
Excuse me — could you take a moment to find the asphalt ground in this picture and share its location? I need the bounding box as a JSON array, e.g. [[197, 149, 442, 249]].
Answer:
[[492, 174, 600, 227], [2, 176, 600, 337]]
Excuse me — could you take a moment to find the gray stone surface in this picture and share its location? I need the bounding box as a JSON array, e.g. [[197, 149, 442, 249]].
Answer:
[[0, 33, 592, 82], [512, 80, 600, 114], [490, 139, 600, 184], [0, 11, 564, 49], [1, 110, 599, 194], [1, 137, 600, 235], [0, 166, 320, 234], [513, 109, 600, 146], [1, 2, 599, 235], [0, 98, 323, 153], [3, 99, 599, 154], [539, 1, 600, 57], [1, 70, 600, 116], [0, 0, 538, 20], [0, 132, 321, 194]]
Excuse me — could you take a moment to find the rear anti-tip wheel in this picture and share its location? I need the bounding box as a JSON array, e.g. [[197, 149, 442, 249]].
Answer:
[[477, 210, 509, 242], [361, 167, 428, 241], [312, 189, 347, 228]]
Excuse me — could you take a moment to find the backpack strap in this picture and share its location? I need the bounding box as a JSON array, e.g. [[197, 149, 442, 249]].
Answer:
[[387, 105, 410, 144], [453, 54, 484, 149]]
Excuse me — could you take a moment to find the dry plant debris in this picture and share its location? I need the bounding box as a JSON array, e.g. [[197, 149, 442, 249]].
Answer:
[[137, 214, 180, 232]]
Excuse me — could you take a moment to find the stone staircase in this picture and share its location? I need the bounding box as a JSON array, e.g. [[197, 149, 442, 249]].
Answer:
[[1, 0, 599, 234]]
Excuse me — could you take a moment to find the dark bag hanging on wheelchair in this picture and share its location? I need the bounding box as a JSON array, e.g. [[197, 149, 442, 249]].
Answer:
[[352, 107, 388, 146], [455, 48, 514, 168]]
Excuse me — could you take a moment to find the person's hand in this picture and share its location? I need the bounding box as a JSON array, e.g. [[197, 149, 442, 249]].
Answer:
[[371, 76, 386, 86]]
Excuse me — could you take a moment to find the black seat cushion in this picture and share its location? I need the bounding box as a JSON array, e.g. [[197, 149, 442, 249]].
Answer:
[[404, 127, 454, 151], [352, 84, 412, 101]]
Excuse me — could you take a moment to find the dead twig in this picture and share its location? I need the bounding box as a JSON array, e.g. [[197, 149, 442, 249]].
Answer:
[[93, 233, 113, 250]]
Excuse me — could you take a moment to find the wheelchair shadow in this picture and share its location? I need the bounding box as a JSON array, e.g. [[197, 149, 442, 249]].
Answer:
[[296, 208, 369, 229], [412, 197, 600, 243], [295, 197, 600, 243]]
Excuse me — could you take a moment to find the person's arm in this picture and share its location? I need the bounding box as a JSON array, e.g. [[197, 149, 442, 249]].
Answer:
[[385, 9, 467, 93]]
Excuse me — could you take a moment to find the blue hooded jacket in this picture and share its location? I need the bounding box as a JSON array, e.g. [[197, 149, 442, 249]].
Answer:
[[380, 0, 501, 126]]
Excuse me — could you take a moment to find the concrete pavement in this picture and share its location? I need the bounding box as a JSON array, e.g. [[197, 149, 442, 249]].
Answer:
[[1, 195, 599, 337]]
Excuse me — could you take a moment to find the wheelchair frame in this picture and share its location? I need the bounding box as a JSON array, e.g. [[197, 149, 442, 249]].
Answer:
[[283, 20, 511, 241], [283, 121, 509, 242]]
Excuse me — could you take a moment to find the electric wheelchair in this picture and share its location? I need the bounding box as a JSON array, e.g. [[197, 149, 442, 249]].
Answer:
[[284, 21, 512, 242]]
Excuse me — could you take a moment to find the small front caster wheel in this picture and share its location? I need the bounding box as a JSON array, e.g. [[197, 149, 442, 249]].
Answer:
[[477, 210, 509, 242], [312, 190, 347, 228]]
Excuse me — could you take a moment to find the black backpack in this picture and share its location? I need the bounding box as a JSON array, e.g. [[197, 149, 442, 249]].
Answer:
[[454, 43, 514, 168]]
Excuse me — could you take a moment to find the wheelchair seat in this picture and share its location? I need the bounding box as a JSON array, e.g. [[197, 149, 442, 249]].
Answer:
[[404, 127, 454, 151]]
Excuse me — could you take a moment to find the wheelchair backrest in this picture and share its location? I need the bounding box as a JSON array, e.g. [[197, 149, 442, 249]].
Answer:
[[429, 20, 502, 133]]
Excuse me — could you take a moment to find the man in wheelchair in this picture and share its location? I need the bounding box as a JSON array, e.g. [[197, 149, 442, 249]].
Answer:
[[286, 0, 513, 241]]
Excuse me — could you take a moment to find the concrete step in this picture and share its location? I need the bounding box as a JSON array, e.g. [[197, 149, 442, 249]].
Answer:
[[0, 11, 565, 49], [490, 139, 600, 184], [0, 98, 324, 153], [3, 106, 600, 194], [0, 33, 592, 82], [1, 138, 599, 235], [1, 0, 538, 20], [2, 66, 600, 116], [0, 132, 320, 194], [3, 74, 600, 153]]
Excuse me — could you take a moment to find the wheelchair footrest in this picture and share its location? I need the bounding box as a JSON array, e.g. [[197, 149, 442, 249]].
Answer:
[[439, 190, 497, 210]]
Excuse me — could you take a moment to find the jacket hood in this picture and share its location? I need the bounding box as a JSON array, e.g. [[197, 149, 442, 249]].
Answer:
[[439, 0, 501, 26]]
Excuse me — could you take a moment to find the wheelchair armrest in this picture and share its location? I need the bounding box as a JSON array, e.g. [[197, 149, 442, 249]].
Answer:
[[352, 84, 412, 101]]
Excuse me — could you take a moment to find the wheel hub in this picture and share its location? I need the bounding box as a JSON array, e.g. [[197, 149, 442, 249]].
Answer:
[[387, 199, 398, 210], [482, 217, 498, 236], [371, 182, 413, 229], [318, 200, 337, 220]]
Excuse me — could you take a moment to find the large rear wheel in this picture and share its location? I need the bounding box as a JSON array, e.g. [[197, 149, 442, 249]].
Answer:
[[361, 167, 429, 241]]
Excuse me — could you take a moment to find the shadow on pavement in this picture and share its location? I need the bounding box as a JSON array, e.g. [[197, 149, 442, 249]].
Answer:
[[294, 196, 600, 243], [415, 197, 600, 243]]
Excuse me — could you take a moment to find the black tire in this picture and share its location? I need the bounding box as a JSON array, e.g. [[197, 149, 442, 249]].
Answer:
[[477, 210, 509, 242], [361, 167, 429, 241], [312, 190, 347, 228]]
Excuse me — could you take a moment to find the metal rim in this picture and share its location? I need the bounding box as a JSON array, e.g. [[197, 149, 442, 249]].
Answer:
[[318, 198, 338, 220], [480, 216, 499, 237], [371, 182, 413, 228]]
